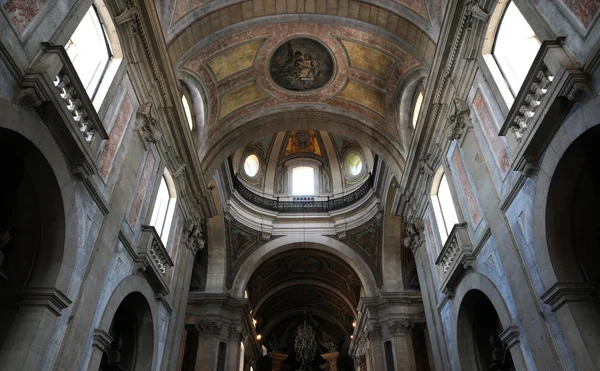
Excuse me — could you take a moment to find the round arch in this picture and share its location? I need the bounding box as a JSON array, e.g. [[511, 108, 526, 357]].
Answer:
[[200, 109, 406, 181], [532, 97, 600, 289], [0, 99, 78, 293], [451, 271, 528, 371], [230, 234, 379, 298], [93, 274, 159, 371]]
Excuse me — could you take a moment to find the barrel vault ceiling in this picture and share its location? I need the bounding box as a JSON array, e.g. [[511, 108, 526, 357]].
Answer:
[[155, 0, 442, 175]]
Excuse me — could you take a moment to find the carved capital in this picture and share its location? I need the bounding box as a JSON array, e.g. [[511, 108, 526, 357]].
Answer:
[[387, 319, 414, 336], [184, 218, 205, 255], [540, 281, 596, 311], [499, 326, 520, 349], [197, 319, 222, 336], [404, 218, 424, 253], [229, 325, 248, 342], [445, 99, 470, 141], [18, 287, 72, 316], [136, 102, 162, 144]]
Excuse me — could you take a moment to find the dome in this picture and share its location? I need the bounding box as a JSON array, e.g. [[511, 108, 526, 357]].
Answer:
[[231, 130, 374, 200]]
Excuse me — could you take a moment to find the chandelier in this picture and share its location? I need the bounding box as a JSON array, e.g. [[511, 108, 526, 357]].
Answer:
[[294, 320, 317, 370]]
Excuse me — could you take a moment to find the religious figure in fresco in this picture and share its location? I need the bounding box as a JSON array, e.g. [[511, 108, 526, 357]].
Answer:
[[284, 130, 323, 157], [270, 38, 334, 92]]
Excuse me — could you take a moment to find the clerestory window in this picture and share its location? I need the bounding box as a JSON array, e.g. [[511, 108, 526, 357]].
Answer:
[[292, 166, 315, 195], [150, 172, 177, 246], [431, 170, 459, 244]]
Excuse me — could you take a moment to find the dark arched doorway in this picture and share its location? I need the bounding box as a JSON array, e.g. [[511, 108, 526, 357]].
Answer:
[[0, 128, 66, 350], [545, 124, 600, 358], [99, 292, 154, 371], [457, 290, 515, 371]]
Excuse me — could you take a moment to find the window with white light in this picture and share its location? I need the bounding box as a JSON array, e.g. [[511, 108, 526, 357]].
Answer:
[[182, 95, 193, 130], [412, 91, 424, 128], [431, 171, 459, 244], [150, 174, 177, 246], [493, 2, 540, 96], [65, 5, 113, 101], [244, 154, 260, 177], [292, 166, 315, 195], [345, 152, 364, 177]]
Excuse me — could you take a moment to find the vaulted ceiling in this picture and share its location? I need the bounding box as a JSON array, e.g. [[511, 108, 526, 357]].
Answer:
[[154, 0, 443, 178], [246, 249, 362, 341]]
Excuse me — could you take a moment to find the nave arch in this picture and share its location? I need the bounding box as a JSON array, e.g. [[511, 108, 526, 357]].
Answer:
[[230, 234, 380, 299]]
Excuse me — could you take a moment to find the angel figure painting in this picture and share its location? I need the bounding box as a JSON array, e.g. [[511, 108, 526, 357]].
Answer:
[[270, 38, 334, 92]]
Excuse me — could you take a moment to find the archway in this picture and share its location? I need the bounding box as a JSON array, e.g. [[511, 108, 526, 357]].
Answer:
[[0, 128, 66, 349], [98, 292, 154, 371], [457, 290, 515, 371], [542, 123, 600, 360]]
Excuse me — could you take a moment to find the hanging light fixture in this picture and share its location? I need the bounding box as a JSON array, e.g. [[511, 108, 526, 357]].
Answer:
[[294, 318, 317, 370]]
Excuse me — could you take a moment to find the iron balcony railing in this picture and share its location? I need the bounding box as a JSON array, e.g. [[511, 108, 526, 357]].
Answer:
[[232, 164, 377, 213]]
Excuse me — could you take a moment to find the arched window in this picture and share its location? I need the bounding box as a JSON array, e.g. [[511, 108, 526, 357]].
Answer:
[[66, 2, 122, 108], [412, 90, 424, 128], [292, 166, 315, 195], [431, 169, 459, 243], [483, 1, 540, 104], [150, 171, 177, 246], [182, 94, 194, 131]]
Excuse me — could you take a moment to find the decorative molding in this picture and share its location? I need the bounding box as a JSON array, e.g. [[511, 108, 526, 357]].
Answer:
[[444, 99, 470, 141], [229, 325, 248, 342], [540, 282, 597, 311], [12, 87, 43, 107], [387, 319, 414, 336], [136, 102, 163, 145], [197, 319, 222, 337], [404, 218, 424, 253], [183, 218, 205, 255], [499, 326, 520, 350], [18, 287, 72, 316], [93, 329, 114, 352]]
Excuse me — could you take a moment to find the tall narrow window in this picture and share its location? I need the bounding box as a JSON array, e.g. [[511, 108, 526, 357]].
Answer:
[[431, 171, 459, 243], [182, 95, 194, 130], [150, 174, 177, 246], [493, 2, 540, 95], [292, 166, 314, 195], [412, 91, 424, 128], [65, 5, 113, 100]]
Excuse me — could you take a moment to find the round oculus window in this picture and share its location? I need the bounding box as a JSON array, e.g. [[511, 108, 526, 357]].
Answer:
[[345, 152, 364, 177], [244, 154, 260, 177]]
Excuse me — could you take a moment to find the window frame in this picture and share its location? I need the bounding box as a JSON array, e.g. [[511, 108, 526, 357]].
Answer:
[[481, 1, 540, 107], [150, 170, 177, 247], [410, 85, 425, 129], [430, 167, 460, 244], [65, 1, 123, 111]]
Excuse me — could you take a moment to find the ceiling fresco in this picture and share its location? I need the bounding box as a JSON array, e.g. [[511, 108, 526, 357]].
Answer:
[[269, 38, 335, 92], [181, 23, 425, 143]]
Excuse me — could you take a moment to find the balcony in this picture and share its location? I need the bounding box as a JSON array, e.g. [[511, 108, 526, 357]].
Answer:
[[124, 226, 174, 298], [435, 223, 474, 295], [500, 37, 594, 176]]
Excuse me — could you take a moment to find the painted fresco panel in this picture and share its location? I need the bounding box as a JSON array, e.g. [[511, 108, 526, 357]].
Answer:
[[2, 0, 49, 35], [451, 146, 483, 227], [127, 151, 156, 228], [98, 95, 133, 179], [270, 37, 335, 92], [472, 90, 511, 175], [560, 0, 600, 28]]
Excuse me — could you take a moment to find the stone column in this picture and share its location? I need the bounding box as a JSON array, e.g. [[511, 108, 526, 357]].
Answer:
[[367, 326, 386, 371], [271, 352, 289, 371], [387, 319, 418, 371], [321, 351, 339, 370], [194, 319, 223, 371]]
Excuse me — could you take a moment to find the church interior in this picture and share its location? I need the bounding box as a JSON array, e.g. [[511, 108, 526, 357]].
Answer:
[[0, 0, 599, 370]]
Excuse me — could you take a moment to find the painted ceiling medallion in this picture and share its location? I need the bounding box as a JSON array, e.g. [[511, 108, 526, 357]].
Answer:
[[269, 38, 334, 92]]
